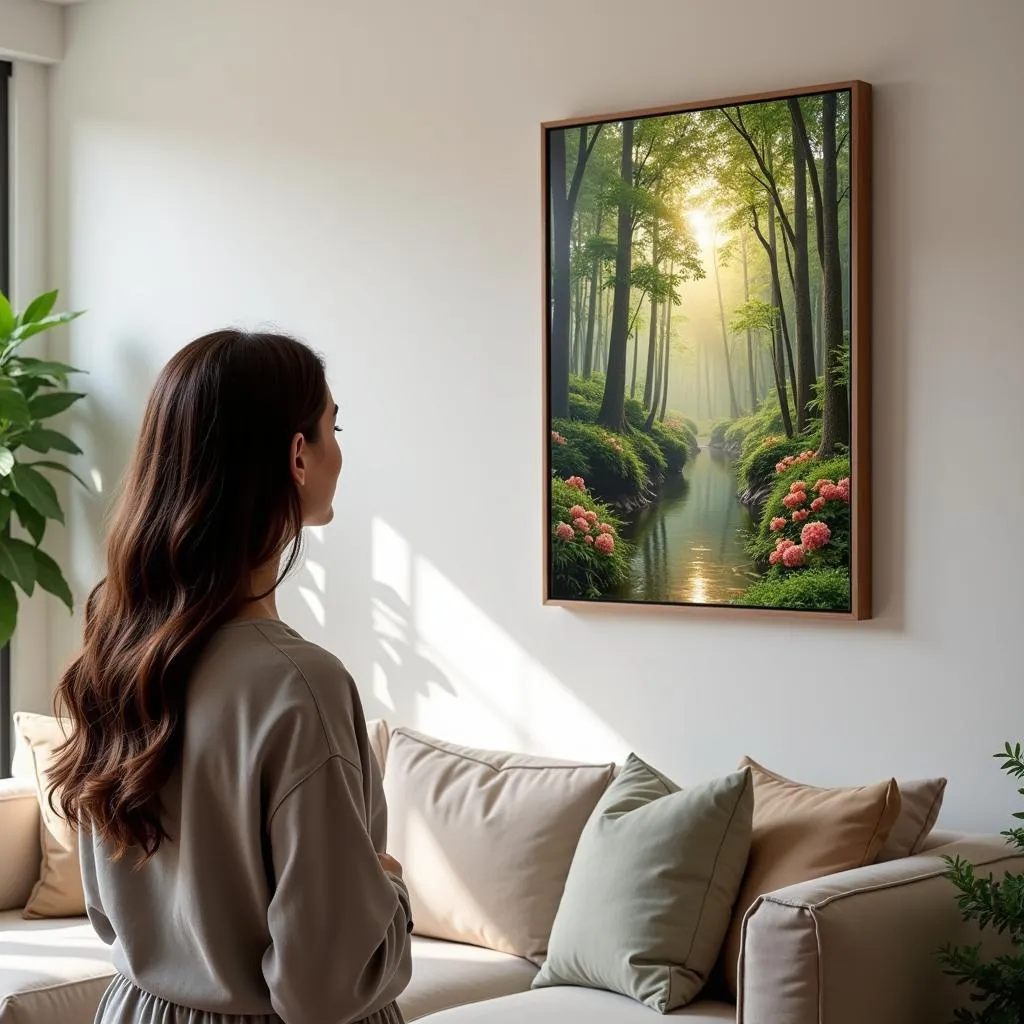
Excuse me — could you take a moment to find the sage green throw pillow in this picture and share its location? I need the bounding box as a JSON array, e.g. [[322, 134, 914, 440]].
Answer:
[[532, 755, 753, 1013]]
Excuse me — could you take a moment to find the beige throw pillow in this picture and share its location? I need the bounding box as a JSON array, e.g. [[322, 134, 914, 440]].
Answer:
[[13, 712, 86, 919], [719, 756, 901, 997], [383, 727, 614, 963], [876, 776, 946, 861]]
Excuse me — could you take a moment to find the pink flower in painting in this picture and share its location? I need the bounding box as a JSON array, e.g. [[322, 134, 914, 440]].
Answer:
[[551, 430, 567, 446], [819, 483, 849, 504], [769, 549, 783, 565], [801, 521, 832, 551], [782, 491, 807, 510], [775, 461, 788, 474], [770, 517, 787, 532], [584, 510, 598, 525], [790, 481, 807, 493], [573, 517, 590, 533], [584, 535, 595, 545], [566, 476, 586, 491], [810, 497, 825, 511], [569, 504, 587, 520], [813, 479, 834, 494], [594, 533, 615, 555], [792, 509, 810, 523], [598, 523, 615, 535], [776, 538, 796, 552], [555, 522, 574, 542], [782, 544, 806, 568]]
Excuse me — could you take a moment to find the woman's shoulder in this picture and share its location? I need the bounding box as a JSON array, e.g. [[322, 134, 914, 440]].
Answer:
[[200, 618, 363, 769]]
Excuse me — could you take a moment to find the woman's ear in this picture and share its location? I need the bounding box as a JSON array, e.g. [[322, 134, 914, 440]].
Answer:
[[290, 432, 307, 487]]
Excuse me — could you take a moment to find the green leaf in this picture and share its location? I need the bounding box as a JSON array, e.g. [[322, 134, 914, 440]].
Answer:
[[0, 448, 13, 476], [0, 495, 14, 531], [0, 384, 31, 425], [11, 311, 84, 343], [0, 294, 14, 341], [0, 577, 17, 648], [10, 358, 85, 380], [11, 494, 44, 544], [26, 460, 92, 492], [19, 290, 58, 325], [33, 548, 72, 611], [10, 463, 64, 522], [0, 537, 37, 595], [27, 391, 86, 420], [19, 428, 82, 455]]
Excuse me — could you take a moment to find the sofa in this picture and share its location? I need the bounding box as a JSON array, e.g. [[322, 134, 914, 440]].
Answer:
[[1, 719, 1020, 1024]]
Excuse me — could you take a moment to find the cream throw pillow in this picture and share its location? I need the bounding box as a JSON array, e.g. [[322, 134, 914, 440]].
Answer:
[[383, 727, 614, 963], [13, 712, 86, 919], [720, 756, 901, 997]]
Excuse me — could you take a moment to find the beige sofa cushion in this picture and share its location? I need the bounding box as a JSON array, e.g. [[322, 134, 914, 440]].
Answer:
[[0, 780, 42, 912], [399, 936, 537, 1021], [12, 713, 86, 920], [876, 777, 946, 861], [421, 987, 736, 1022], [383, 728, 614, 963], [719, 756, 901, 997], [0, 909, 115, 1024], [534, 757, 752, 1011]]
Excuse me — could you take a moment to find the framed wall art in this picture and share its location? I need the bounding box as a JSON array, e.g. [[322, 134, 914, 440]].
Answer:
[[543, 81, 871, 618]]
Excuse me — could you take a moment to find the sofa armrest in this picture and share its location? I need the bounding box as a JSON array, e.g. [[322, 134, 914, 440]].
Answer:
[[737, 835, 1022, 1024], [0, 777, 42, 911]]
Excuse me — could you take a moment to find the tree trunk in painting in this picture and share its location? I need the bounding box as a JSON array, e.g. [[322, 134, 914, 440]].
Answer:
[[741, 231, 757, 412], [630, 323, 639, 399], [791, 112, 816, 433], [658, 293, 672, 420], [598, 119, 634, 432], [768, 211, 798, 415], [712, 234, 739, 419], [642, 223, 660, 410], [550, 125, 599, 419], [549, 129, 571, 418], [582, 206, 603, 378], [817, 93, 849, 456]]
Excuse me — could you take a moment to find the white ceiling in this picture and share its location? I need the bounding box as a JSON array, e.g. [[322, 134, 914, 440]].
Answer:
[[38, 0, 89, 5]]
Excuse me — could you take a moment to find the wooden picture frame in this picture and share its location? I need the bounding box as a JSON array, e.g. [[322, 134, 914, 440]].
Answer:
[[542, 81, 871, 619]]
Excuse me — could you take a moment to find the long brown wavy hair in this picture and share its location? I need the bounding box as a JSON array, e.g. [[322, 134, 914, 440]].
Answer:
[[48, 329, 328, 861]]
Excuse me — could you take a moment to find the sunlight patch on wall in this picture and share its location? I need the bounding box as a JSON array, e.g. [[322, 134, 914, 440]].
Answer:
[[372, 661, 395, 713], [305, 559, 326, 593], [297, 587, 326, 627], [89, 468, 104, 493], [412, 555, 628, 764]]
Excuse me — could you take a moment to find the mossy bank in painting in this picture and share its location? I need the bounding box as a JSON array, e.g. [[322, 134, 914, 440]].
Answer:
[[543, 82, 871, 616]]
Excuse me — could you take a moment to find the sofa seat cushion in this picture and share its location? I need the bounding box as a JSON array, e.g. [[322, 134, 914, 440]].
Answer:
[[0, 911, 114, 1024], [421, 987, 736, 1022], [400, 936, 538, 1020]]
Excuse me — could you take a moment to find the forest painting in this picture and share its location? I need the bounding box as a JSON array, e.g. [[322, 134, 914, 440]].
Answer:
[[544, 82, 871, 616]]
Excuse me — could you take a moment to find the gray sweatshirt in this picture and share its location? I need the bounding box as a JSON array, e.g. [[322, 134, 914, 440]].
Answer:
[[78, 618, 413, 1024]]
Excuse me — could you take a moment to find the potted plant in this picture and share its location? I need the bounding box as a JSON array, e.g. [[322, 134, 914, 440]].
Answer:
[[0, 288, 86, 644], [939, 742, 1024, 1022]]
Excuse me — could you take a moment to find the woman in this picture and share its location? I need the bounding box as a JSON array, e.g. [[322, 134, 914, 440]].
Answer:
[[47, 330, 413, 1024]]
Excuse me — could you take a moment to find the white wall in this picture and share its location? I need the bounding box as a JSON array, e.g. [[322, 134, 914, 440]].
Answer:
[[48, 0, 1024, 831], [0, 0, 62, 63]]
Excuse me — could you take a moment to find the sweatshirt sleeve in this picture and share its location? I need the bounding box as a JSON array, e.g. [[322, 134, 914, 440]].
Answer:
[[261, 754, 413, 1024]]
